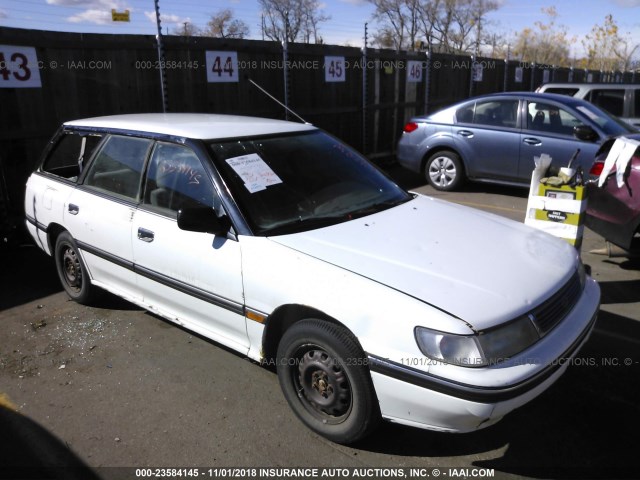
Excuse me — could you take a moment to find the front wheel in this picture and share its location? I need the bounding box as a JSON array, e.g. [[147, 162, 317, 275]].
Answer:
[[425, 151, 464, 191], [276, 319, 380, 444], [54, 231, 96, 304]]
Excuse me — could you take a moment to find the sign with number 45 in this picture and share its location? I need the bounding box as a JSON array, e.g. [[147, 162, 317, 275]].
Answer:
[[0, 45, 42, 88], [325, 56, 346, 83]]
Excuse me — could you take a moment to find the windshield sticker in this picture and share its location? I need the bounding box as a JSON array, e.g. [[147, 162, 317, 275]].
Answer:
[[226, 153, 283, 193]]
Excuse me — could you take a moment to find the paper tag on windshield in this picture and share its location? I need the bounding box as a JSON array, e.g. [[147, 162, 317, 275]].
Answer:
[[226, 153, 282, 193]]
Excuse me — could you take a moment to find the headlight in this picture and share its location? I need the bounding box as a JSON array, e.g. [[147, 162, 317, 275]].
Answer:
[[577, 260, 587, 291], [415, 315, 540, 368]]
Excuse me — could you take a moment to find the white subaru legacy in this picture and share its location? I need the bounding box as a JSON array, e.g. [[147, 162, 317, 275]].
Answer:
[[25, 114, 600, 444]]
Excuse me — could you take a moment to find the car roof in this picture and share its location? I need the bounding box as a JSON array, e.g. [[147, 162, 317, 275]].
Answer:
[[539, 83, 639, 88], [64, 113, 317, 140], [438, 91, 602, 110]]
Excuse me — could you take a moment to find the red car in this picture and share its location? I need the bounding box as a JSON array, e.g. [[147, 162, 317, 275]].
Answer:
[[586, 135, 640, 256]]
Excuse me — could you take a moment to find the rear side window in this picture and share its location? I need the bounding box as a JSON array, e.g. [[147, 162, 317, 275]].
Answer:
[[83, 135, 152, 201], [588, 89, 625, 117], [543, 87, 580, 96], [42, 132, 103, 181], [456, 100, 518, 128]]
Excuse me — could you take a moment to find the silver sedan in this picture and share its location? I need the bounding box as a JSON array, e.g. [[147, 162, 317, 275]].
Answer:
[[397, 92, 637, 191]]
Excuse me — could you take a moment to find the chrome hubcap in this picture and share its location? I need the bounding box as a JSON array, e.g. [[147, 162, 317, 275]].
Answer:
[[429, 157, 457, 187]]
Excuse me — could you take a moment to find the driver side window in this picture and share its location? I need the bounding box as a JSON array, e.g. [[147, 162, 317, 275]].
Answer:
[[143, 143, 220, 216], [527, 102, 580, 136]]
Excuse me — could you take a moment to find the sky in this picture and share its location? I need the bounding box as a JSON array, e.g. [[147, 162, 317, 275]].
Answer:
[[1, 0, 639, 59]]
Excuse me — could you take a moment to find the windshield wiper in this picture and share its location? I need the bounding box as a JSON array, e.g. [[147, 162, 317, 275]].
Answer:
[[347, 196, 412, 219], [262, 214, 349, 236], [262, 197, 411, 236]]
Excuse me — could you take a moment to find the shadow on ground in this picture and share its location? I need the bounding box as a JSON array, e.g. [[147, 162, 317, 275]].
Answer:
[[0, 243, 61, 311]]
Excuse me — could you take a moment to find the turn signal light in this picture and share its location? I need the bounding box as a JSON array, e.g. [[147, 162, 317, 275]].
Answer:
[[403, 122, 419, 133]]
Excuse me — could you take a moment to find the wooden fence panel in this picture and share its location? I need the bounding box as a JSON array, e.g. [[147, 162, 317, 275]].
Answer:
[[1, 26, 639, 244]]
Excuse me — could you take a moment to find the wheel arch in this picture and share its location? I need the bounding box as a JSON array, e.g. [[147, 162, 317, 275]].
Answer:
[[261, 304, 364, 364], [46, 223, 68, 255]]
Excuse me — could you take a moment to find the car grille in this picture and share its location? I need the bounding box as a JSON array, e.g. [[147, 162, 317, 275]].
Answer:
[[529, 271, 582, 336]]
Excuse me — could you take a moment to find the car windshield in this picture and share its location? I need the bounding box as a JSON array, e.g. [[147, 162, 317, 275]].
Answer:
[[574, 102, 637, 136], [209, 130, 411, 236]]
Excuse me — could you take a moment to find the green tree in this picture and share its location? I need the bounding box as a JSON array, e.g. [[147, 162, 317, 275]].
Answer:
[[582, 14, 639, 71], [512, 7, 574, 66]]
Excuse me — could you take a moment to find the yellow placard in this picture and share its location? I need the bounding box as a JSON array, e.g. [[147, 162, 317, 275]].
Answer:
[[111, 9, 130, 22]]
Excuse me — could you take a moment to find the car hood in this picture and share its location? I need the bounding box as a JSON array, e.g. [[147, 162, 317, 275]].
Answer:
[[269, 195, 577, 330]]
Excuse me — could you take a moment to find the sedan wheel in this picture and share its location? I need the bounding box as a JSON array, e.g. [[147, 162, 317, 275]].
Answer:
[[54, 231, 96, 304], [426, 151, 464, 191], [276, 319, 380, 444]]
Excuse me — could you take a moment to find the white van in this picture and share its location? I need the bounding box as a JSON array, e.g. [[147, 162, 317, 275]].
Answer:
[[536, 83, 640, 127]]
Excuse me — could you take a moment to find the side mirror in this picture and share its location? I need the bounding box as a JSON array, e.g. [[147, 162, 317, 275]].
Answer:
[[574, 124, 599, 142], [177, 207, 231, 236]]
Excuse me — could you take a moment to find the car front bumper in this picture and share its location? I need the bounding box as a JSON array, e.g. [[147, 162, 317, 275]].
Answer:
[[367, 277, 600, 433]]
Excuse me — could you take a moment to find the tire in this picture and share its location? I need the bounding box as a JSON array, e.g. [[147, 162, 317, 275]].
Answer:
[[425, 151, 464, 191], [276, 319, 380, 444], [54, 231, 95, 304]]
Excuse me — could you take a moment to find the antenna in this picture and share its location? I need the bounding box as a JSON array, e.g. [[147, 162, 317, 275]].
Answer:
[[246, 77, 309, 124]]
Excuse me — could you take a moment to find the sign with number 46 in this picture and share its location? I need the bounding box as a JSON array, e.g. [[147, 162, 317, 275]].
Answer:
[[0, 45, 42, 88]]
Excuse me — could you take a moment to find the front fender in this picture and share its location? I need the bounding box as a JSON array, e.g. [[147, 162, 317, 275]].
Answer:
[[238, 235, 469, 367]]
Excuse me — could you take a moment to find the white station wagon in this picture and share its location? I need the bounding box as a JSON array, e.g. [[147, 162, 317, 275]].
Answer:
[[25, 114, 600, 443]]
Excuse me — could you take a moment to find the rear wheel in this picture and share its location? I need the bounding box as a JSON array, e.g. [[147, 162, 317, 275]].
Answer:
[[54, 231, 95, 304], [276, 319, 380, 444], [425, 151, 464, 191]]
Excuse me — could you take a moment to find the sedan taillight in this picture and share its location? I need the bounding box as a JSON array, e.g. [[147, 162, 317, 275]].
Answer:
[[589, 160, 605, 176], [403, 122, 419, 133]]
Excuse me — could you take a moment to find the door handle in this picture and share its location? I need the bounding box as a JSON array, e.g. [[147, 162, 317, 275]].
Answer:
[[68, 204, 79, 215], [523, 137, 542, 146], [137, 228, 155, 243], [457, 130, 474, 138]]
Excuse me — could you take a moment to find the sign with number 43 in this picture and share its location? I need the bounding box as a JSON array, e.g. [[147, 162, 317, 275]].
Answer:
[[0, 45, 42, 88]]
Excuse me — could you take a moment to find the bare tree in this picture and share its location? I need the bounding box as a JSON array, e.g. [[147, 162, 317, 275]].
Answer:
[[370, 0, 500, 53], [259, 0, 329, 43], [301, 0, 331, 43], [204, 9, 250, 39], [368, 0, 420, 51], [172, 22, 200, 36]]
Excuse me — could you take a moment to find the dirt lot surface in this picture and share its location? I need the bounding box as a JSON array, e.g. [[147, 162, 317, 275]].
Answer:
[[1, 168, 639, 480]]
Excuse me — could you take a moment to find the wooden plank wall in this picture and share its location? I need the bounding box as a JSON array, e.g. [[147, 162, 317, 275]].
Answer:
[[0, 26, 637, 243]]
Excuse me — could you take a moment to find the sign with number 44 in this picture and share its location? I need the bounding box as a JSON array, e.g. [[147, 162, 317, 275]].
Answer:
[[0, 45, 42, 88], [206, 51, 239, 83]]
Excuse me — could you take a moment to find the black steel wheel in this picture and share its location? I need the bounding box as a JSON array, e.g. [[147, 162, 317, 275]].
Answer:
[[54, 231, 95, 304], [276, 319, 380, 444]]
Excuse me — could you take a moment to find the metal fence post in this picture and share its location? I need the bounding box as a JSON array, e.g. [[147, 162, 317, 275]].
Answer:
[[362, 23, 368, 153], [153, 0, 168, 113]]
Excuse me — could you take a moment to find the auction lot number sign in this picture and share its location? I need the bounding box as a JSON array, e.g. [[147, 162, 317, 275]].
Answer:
[[206, 51, 239, 83], [0, 45, 42, 88]]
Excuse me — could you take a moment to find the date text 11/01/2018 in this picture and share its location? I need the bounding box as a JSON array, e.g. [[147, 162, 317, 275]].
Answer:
[[134, 467, 497, 478]]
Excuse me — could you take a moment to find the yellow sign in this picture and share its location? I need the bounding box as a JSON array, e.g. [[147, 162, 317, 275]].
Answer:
[[111, 9, 130, 22]]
